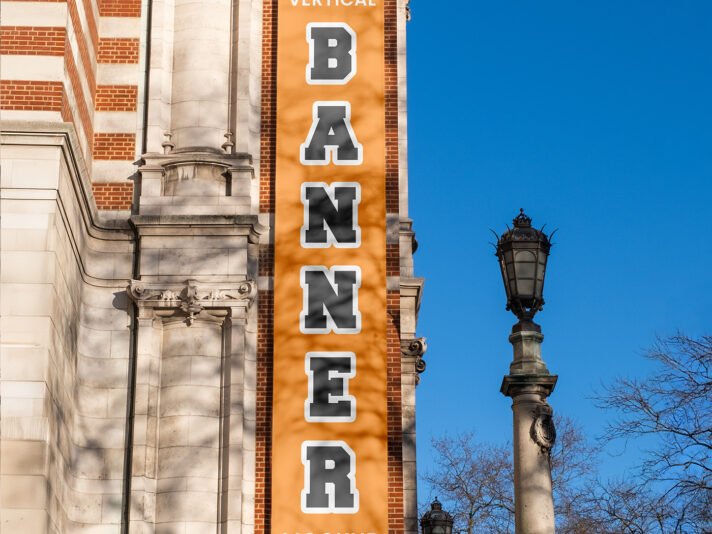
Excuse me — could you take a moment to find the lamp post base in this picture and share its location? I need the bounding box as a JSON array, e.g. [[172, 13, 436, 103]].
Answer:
[[501, 321, 558, 534]]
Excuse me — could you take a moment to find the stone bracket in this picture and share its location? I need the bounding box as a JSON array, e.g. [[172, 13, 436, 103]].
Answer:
[[127, 278, 256, 324], [401, 337, 427, 384]]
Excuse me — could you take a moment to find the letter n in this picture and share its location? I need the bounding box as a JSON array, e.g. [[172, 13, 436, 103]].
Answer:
[[301, 440, 359, 514], [300, 266, 361, 334], [301, 182, 361, 248]]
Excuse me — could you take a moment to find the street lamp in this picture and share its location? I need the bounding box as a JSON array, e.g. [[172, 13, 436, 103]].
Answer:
[[420, 498, 453, 534], [495, 209, 558, 534], [495, 208, 551, 323]]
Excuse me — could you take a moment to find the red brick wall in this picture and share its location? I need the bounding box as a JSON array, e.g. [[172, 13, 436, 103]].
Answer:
[[255, 289, 274, 534], [80, 0, 99, 49], [0, 1, 137, 210], [96, 85, 138, 111], [92, 182, 134, 210], [387, 290, 404, 532], [97, 38, 139, 63], [0, 26, 65, 55], [255, 0, 276, 528], [93, 133, 136, 160], [259, 0, 277, 214], [68, 0, 97, 99], [384, 0, 404, 530], [0, 80, 63, 111], [65, 40, 94, 157], [98, 0, 141, 17]]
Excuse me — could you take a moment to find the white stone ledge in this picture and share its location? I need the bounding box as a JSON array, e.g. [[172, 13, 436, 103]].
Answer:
[[0, 110, 63, 123], [0, 381, 47, 399], [94, 111, 139, 134], [91, 160, 138, 182], [0, 1, 67, 26], [100, 16, 143, 38], [97, 64, 141, 85], [0, 56, 64, 82]]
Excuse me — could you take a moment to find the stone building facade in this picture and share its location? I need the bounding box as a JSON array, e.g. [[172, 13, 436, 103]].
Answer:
[[0, 0, 424, 532]]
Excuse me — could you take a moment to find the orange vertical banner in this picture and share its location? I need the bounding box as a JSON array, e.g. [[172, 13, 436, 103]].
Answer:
[[272, 1, 388, 533]]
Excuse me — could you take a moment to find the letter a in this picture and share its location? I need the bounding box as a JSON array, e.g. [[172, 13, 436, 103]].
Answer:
[[301, 441, 359, 513], [300, 102, 363, 166], [307, 23, 356, 85]]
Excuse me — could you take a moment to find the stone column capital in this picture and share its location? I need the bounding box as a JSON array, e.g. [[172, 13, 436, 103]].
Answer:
[[500, 373, 558, 399]]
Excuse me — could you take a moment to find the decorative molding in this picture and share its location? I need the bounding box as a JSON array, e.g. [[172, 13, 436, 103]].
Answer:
[[128, 278, 256, 324], [129, 214, 267, 244], [401, 337, 427, 384]]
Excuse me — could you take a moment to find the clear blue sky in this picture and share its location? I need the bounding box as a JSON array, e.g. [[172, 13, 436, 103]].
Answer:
[[407, 0, 712, 494]]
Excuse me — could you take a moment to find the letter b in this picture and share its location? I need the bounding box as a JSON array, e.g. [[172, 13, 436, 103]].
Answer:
[[307, 23, 356, 85]]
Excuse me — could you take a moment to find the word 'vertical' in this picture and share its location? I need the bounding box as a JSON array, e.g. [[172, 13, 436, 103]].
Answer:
[[300, 22, 361, 515]]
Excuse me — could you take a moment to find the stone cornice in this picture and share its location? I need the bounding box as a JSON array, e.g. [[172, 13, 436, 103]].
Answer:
[[141, 149, 253, 169], [500, 374, 558, 398], [0, 121, 133, 235], [129, 214, 267, 243], [400, 276, 424, 312]]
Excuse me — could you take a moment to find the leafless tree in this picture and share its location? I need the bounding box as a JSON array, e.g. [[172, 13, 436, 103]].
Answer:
[[596, 334, 712, 530], [422, 432, 515, 534], [550, 415, 601, 532], [424, 336, 711, 533], [423, 416, 598, 534]]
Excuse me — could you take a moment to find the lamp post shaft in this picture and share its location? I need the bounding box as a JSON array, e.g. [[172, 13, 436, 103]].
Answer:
[[501, 324, 557, 534]]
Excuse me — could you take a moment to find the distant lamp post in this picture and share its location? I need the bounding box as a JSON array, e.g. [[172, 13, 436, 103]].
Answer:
[[420, 498, 453, 534], [495, 209, 558, 534]]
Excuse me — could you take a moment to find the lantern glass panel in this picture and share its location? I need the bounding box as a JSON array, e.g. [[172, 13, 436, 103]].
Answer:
[[514, 250, 537, 296], [536, 257, 547, 294], [432, 527, 446, 534], [514, 251, 537, 277]]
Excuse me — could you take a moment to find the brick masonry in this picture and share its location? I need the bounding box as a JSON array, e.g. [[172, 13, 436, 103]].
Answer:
[[68, 0, 97, 99], [384, 0, 404, 528], [0, 80, 63, 111], [99, 0, 142, 18], [93, 133, 136, 160], [96, 85, 138, 111], [97, 38, 140, 64], [255, 289, 274, 534], [259, 0, 278, 215], [65, 42, 95, 158], [0, 26, 66, 56], [91, 182, 134, 210]]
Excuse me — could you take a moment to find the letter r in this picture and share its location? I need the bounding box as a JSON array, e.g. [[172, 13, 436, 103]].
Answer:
[[301, 441, 359, 513]]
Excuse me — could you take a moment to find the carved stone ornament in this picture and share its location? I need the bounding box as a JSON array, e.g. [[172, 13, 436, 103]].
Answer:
[[401, 337, 427, 384], [530, 403, 556, 454], [128, 279, 256, 325]]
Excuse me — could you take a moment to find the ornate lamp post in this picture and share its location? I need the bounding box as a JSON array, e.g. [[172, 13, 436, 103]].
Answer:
[[420, 498, 454, 534], [495, 209, 557, 534]]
